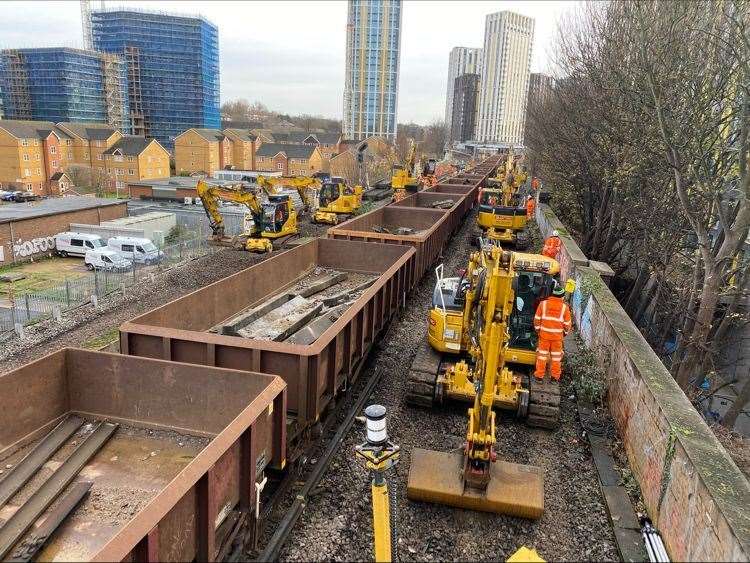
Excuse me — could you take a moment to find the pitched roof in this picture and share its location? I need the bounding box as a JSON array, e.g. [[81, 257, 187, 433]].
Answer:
[[57, 122, 119, 141], [223, 128, 257, 142], [0, 120, 70, 140], [255, 142, 317, 159], [103, 135, 156, 156], [316, 132, 342, 145], [271, 131, 318, 144], [50, 171, 69, 181], [190, 128, 225, 142]]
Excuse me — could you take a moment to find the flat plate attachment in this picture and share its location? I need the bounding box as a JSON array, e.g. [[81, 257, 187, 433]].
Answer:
[[407, 448, 544, 519]]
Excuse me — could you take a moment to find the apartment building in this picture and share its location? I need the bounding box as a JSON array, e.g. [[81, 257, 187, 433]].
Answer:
[[343, 0, 403, 141], [222, 129, 258, 170], [102, 136, 169, 191], [255, 143, 326, 176], [92, 9, 219, 148], [450, 73, 480, 145], [269, 132, 342, 159], [56, 122, 122, 171], [476, 11, 534, 145], [174, 128, 235, 175], [0, 120, 72, 194], [444, 47, 482, 142]]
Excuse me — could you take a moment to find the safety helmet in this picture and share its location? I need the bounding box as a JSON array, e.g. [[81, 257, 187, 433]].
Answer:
[[552, 229, 560, 237], [552, 282, 565, 297], [527, 195, 533, 200]]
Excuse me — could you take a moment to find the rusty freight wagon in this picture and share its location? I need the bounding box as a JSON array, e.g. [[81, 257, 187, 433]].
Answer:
[[327, 206, 450, 288], [389, 192, 468, 235], [120, 238, 414, 446], [0, 349, 285, 562]]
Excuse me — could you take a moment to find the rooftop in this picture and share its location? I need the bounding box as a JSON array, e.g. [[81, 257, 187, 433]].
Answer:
[[0, 196, 125, 224], [57, 122, 119, 141], [0, 120, 71, 141], [255, 143, 317, 159], [190, 128, 225, 142], [223, 129, 257, 142], [103, 136, 156, 156]]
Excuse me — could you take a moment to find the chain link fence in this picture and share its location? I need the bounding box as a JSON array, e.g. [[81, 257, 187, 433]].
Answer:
[[0, 236, 217, 341]]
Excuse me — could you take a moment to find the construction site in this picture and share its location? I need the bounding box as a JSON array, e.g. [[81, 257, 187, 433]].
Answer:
[[0, 153, 746, 563]]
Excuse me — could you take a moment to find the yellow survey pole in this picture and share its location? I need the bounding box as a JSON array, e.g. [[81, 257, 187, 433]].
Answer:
[[355, 405, 400, 563]]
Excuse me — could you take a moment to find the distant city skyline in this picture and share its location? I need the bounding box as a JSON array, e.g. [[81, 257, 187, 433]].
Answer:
[[0, 1, 576, 125]]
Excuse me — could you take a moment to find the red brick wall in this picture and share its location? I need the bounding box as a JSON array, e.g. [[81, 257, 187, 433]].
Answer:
[[273, 154, 288, 175], [0, 202, 127, 264]]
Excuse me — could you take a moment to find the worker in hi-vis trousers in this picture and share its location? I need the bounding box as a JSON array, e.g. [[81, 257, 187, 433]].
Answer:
[[526, 195, 536, 219], [533, 283, 572, 381], [542, 230, 562, 260]]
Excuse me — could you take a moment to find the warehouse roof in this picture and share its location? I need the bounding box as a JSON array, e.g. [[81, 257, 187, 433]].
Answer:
[[103, 136, 157, 156], [0, 120, 71, 141], [0, 196, 125, 224], [255, 143, 317, 159], [223, 128, 257, 142], [57, 122, 119, 141]]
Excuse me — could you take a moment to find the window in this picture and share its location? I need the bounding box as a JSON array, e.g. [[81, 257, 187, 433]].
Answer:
[[20, 139, 28, 147], [96, 141, 103, 147], [66, 140, 72, 146], [128, 169, 135, 176], [97, 154, 103, 161], [67, 151, 72, 159], [276, 162, 283, 170], [102, 256, 112, 263], [36, 168, 40, 175], [23, 154, 29, 162], [128, 156, 134, 161], [24, 169, 30, 177], [35, 154, 40, 161], [157, 168, 162, 175], [26, 183, 32, 191], [85, 241, 94, 249], [122, 244, 134, 252], [33, 139, 38, 146], [52, 160, 57, 167], [71, 239, 84, 247], [83, 152, 88, 158], [50, 146, 56, 155]]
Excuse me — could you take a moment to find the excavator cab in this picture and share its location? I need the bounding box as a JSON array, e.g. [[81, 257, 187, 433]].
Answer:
[[314, 176, 363, 225], [476, 182, 529, 248]]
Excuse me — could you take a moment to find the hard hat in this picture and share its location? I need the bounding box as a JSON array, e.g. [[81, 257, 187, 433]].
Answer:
[[527, 195, 533, 200], [552, 282, 565, 297], [552, 229, 560, 237]]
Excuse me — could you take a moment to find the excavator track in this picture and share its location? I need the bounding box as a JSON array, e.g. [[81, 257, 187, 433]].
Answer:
[[405, 340, 443, 408], [527, 377, 561, 429]]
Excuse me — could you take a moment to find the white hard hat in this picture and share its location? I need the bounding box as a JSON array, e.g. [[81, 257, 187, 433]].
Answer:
[[553, 229, 559, 237]]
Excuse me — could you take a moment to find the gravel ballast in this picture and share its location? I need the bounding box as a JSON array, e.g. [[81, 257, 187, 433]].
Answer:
[[277, 212, 619, 562]]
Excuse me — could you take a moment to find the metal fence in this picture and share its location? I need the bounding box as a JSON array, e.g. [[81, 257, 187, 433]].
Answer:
[[0, 236, 217, 339]]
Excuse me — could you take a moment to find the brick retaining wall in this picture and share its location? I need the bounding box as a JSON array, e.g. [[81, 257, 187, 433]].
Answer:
[[535, 202, 750, 561]]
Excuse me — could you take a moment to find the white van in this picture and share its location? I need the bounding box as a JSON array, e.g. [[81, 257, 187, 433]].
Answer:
[[84, 249, 132, 272], [54, 232, 106, 257], [107, 236, 164, 265]]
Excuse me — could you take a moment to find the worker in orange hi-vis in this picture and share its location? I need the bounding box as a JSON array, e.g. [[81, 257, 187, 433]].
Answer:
[[533, 282, 572, 382], [542, 230, 562, 259], [526, 195, 536, 219], [531, 177, 540, 191]]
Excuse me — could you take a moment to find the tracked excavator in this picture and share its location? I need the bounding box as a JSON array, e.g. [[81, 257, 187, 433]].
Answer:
[[391, 139, 420, 202], [197, 179, 299, 253], [405, 242, 568, 429], [255, 175, 316, 212], [311, 172, 364, 225], [476, 150, 531, 248], [407, 245, 547, 517]]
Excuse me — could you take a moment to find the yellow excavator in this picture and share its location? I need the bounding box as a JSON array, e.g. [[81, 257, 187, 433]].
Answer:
[[406, 243, 568, 429], [407, 245, 547, 517], [311, 172, 364, 225], [197, 179, 299, 253], [391, 139, 420, 202], [255, 175, 315, 212], [476, 151, 530, 247]]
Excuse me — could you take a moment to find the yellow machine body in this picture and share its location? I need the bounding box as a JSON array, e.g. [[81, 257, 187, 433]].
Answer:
[[507, 547, 545, 562], [314, 179, 364, 224], [391, 139, 420, 201], [407, 246, 544, 517]]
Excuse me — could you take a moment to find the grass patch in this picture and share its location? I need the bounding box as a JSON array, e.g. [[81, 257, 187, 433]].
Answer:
[[82, 326, 120, 350], [0, 257, 88, 295]]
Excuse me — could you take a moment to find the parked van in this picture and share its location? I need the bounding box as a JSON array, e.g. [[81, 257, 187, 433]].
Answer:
[[107, 236, 164, 265], [84, 249, 132, 272], [54, 232, 106, 257]]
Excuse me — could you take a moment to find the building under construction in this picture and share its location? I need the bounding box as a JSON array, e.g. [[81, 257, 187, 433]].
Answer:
[[0, 48, 129, 132]]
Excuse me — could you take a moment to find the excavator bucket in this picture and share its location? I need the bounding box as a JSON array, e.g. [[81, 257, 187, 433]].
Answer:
[[407, 448, 544, 519]]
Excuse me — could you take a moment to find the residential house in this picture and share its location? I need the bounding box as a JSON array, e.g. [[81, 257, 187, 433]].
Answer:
[[0, 120, 72, 195], [56, 122, 122, 172], [222, 129, 258, 171], [268, 131, 343, 160], [254, 143, 325, 176], [102, 136, 170, 191], [173, 128, 232, 175], [330, 136, 392, 184]]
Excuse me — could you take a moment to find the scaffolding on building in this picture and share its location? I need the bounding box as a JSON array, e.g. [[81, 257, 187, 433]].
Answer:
[[1, 50, 32, 120], [101, 53, 126, 132], [124, 46, 147, 137]]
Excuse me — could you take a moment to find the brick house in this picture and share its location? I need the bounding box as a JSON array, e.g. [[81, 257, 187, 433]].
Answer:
[[254, 143, 325, 176], [222, 129, 258, 170], [56, 122, 122, 173], [173, 128, 229, 175], [102, 136, 170, 191]]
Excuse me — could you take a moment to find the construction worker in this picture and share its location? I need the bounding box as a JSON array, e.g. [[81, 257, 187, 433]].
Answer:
[[533, 282, 572, 382], [542, 230, 562, 259], [526, 195, 536, 219], [531, 177, 540, 192]]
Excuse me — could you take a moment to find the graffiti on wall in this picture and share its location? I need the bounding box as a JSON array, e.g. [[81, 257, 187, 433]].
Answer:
[[12, 236, 56, 258]]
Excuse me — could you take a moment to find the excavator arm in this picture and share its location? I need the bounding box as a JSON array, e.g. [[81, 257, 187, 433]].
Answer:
[[256, 175, 317, 211], [197, 179, 264, 238]]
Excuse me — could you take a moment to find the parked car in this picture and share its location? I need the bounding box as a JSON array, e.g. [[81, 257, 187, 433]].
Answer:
[[1, 191, 23, 202], [107, 236, 164, 265], [84, 249, 132, 272], [14, 192, 40, 202], [54, 232, 107, 257]]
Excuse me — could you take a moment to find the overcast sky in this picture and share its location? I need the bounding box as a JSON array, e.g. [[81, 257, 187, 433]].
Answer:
[[1, 1, 577, 125]]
